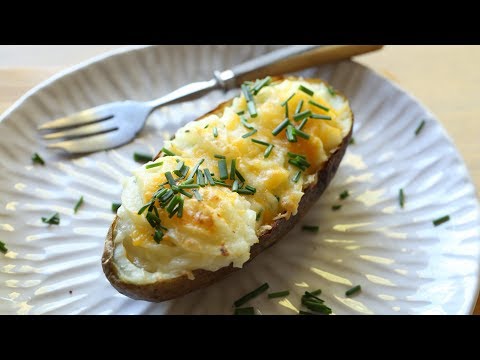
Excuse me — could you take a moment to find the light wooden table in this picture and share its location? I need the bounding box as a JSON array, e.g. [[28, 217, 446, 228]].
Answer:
[[0, 45, 479, 314]]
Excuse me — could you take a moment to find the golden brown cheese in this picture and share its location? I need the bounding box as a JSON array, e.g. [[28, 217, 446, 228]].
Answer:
[[114, 78, 351, 282]]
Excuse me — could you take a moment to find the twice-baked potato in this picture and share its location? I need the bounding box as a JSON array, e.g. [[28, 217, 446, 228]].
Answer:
[[102, 76, 354, 302]]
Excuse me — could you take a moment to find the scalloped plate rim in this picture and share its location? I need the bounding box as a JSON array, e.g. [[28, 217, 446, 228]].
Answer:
[[0, 45, 479, 314]]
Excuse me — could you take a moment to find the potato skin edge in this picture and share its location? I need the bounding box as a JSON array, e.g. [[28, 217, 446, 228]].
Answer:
[[102, 77, 353, 303]]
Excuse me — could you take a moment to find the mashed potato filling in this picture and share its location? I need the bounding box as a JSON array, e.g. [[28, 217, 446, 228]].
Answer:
[[114, 78, 351, 283]]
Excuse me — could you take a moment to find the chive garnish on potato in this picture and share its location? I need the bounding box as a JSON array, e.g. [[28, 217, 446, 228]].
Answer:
[[308, 100, 329, 112], [298, 85, 314, 96]]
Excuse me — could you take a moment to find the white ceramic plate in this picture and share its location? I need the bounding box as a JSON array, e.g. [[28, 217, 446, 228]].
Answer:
[[0, 45, 479, 315]]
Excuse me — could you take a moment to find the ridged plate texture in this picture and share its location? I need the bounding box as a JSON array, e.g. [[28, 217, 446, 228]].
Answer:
[[0, 45, 479, 314]]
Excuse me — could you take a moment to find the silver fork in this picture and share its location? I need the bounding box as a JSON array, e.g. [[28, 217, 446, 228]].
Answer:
[[39, 45, 383, 154]]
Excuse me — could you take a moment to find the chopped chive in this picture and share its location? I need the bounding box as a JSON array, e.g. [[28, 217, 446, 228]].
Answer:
[[433, 215, 450, 227], [245, 185, 256, 193], [303, 302, 332, 315], [286, 125, 297, 142], [32, 153, 45, 165], [287, 152, 306, 159], [181, 179, 194, 186], [196, 169, 205, 187], [177, 198, 184, 218], [292, 171, 302, 183], [272, 118, 290, 136], [160, 189, 174, 205], [241, 83, 253, 102], [193, 189, 202, 201], [234, 307, 255, 315], [178, 189, 193, 198], [242, 129, 257, 138], [187, 158, 205, 180], [298, 118, 308, 130], [304, 291, 324, 302], [234, 283, 270, 307], [288, 158, 309, 171], [285, 103, 289, 118], [340, 190, 350, 200], [295, 99, 304, 115], [415, 120, 426, 136], [152, 205, 159, 218], [165, 172, 176, 187], [264, 144, 274, 158], [268, 290, 290, 299], [310, 114, 332, 120], [185, 130, 190, 133], [281, 93, 296, 107], [399, 189, 405, 208], [236, 189, 255, 195], [308, 100, 329, 112], [202, 169, 215, 186], [166, 195, 181, 214], [235, 169, 245, 183], [236, 111, 245, 115], [251, 76, 272, 95], [213, 126, 218, 138], [293, 110, 312, 122], [214, 154, 225, 159], [299, 311, 314, 315], [134, 152, 152, 163], [349, 138, 355, 145], [173, 161, 185, 177], [332, 205, 342, 211], [311, 289, 322, 296], [327, 86, 336, 96], [0, 241, 8, 254], [232, 180, 239, 192], [256, 210, 262, 221], [230, 159, 236, 180], [41, 212, 60, 225], [214, 180, 231, 188], [161, 147, 175, 156], [218, 159, 228, 180], [204, 124, 209, 129], [153, 229, 164, 244], [302, 225, 319, 233], [112, 203, 121, 213], [298, 85, 314, 96], [146, 162, 163, 169], [251, 139, 270, 147], [73, 196, 84, 214], [293, 127, 310, 140], [247, 101, 257, 118], [240, 116, 255, 130], [346, 285, 362, 297]]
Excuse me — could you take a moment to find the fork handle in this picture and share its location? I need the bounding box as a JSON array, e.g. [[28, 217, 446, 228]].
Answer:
[[218, 45, 383, 87]]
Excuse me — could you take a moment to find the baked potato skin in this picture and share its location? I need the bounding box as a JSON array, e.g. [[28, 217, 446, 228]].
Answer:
[[102, 78, 353, 303]]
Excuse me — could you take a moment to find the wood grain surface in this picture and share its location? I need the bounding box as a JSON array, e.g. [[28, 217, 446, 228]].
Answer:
[[0, 45, 478, 314]]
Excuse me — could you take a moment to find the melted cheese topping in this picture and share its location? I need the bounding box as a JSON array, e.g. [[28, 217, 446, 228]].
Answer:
[[113, 78, 351, 284]]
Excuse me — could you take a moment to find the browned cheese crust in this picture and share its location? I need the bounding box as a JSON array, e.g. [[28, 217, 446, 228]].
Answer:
[[102, 77, 354, 302]]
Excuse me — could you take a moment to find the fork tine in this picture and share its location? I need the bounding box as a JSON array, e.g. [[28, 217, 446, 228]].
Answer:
[[43, 119, 118, 140], [38, 104, 114, 131], [46, 131, 129, 154]]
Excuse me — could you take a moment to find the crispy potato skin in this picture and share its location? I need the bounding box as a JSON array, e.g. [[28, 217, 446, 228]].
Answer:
[[102, 77, 353, 303]]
